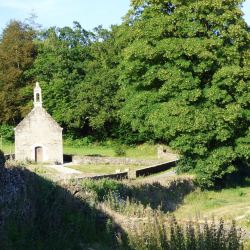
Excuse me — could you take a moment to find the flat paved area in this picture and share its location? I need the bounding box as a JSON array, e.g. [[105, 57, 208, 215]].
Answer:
[[48, 164, 82, 174]]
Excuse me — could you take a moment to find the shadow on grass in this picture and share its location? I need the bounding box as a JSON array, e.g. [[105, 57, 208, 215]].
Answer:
[[83, 178, 195, 213], [0, 166, 129, 250], [126, 179, 195, 212]]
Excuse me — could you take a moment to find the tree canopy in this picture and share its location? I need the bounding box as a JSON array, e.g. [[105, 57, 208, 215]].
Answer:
[[0, 20, 37, 124], [117, 0, 250, 186]]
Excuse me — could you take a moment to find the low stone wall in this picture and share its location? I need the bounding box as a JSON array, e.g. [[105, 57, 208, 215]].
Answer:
[[90, 171, 128, 180], [135, 160, 177, 178], [72, 155, 165, 166], [74, 160, 179, 181]]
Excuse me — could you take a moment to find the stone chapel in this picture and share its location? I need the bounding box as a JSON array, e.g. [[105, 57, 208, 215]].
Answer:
[[15, 82, 63, 164]]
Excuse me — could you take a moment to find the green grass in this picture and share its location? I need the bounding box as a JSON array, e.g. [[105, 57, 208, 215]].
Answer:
[[68, 164, 141, 174], [1, 140, 171, 160], [173, 183, 250, 230], [0, 141, 14, 154], [63, 143, 160, 159]]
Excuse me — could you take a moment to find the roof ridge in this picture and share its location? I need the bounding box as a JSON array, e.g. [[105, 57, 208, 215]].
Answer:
[[15, 107, 62, 131]]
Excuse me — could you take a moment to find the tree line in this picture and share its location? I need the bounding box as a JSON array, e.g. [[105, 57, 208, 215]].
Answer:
[[0, 0, 249, 187]]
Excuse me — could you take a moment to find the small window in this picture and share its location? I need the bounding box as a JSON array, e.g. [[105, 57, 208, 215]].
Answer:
[[36, 93, 40, 102]]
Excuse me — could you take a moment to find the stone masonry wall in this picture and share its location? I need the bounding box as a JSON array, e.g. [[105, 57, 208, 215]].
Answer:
[[72, 155, 166, 166]]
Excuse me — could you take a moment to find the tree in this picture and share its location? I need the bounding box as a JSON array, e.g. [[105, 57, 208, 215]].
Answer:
[[30, 22, 92, 130], [0, 20, 37, 124], [73, 25, 125, 138], [118, 0, 250, 187]]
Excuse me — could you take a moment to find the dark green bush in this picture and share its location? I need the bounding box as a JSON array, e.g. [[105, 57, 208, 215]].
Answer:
[[114, 144, 126, 157], [0, 124, 14, 142], [80, 179, 126, 201], [64, 136, 95, 147]]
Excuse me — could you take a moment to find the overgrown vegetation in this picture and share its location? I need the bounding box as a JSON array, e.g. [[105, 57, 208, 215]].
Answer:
[[0, 124, 14, 141], [0, 1, 249, 187], [0, 166, 123, 249], [128, 216, 243, 250], [0, 166, 245, 249]]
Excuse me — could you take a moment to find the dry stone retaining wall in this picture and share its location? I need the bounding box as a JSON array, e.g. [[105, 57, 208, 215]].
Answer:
[[72, 155, 165, 166], [73, 160, 178, 181]]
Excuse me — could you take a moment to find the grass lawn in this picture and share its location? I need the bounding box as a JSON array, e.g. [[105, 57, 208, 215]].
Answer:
[[68, 164, 141, 174], [63, 143, 162, 159], [0, 141, 14, 154], [173, 182, 250, 230], [1, 140, 174, 160]]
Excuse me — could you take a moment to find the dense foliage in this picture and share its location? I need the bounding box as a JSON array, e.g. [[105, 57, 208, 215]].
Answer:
[[0, 124, 14, 141], [0, 0, 249, 187], [0, 20, 37, 124], [119, 0, 250, 187]]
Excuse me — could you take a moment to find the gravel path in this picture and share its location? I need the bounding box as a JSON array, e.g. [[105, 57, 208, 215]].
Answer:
[[47, 164, 82, 174]]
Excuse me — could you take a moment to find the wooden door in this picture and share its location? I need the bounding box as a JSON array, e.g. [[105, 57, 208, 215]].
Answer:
[[35, 147, 43, 162]]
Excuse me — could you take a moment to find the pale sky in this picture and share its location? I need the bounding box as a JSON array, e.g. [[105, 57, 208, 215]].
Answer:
[[0, 0, 249, 32]]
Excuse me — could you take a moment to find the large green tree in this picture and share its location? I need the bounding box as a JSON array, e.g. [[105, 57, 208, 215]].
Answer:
[[32, 24, 126, 139], [118, 0, 250, 187], [0, 20, 37, 124], [30, 22, 92, 129], [73, 25, 126, 138]]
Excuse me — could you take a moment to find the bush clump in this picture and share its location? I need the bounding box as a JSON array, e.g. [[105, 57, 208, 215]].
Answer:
[[114, 144, 126, 157], [0, 124, 14, 141], [64, 136, 94, 147], [80, 179, 126, 201]]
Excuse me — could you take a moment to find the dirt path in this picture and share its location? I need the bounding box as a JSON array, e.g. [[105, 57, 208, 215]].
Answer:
[[48, 164, 82, 174]]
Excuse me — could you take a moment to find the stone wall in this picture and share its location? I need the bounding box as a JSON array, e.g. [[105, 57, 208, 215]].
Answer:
[[0, 166, 28, 247], [72, 155, 165, 166], [135, 160, 177, 178], [73, 160, 178, 181]]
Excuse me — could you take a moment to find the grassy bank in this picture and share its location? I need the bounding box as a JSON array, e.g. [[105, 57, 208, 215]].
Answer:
[[173, 182, 250, 231], [1, 163, 247, 249], [1, 140, 167, 159], [63, 142, 160, 159]]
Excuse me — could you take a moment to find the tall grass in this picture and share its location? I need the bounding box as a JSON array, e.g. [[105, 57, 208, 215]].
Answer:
[[128, 215, 243, 250]]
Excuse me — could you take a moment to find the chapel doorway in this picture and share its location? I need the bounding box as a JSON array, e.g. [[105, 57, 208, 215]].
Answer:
[[35, 146, 43, 162]]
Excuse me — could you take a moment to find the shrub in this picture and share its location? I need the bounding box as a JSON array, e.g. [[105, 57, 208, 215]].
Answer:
[[0, 124, 14, 142], [80, 179, 126, 201], [64, 136, 94, 147], [114, 144, 126, 157]]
